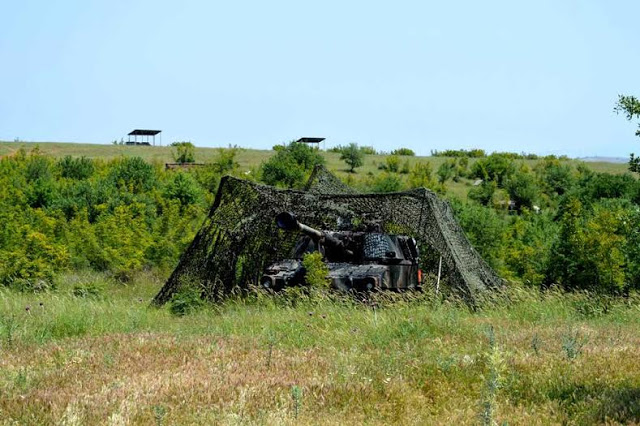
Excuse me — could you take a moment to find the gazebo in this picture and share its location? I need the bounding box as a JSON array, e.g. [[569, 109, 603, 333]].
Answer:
[[126, 129, 162, 146], [296, 137, 325, 150]]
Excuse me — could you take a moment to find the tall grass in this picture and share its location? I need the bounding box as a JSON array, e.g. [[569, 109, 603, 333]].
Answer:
[[0, 273, 638, 424]]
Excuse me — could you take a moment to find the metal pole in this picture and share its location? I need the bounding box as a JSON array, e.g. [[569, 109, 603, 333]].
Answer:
[[435, 256, 442, 296]]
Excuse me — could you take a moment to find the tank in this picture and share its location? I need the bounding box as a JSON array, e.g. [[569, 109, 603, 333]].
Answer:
[[261, 212, 422, 291]]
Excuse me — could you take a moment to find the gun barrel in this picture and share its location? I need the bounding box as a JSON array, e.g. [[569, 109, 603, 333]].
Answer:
[[275, 212, 353, 256], [298, 223, 323, 240]]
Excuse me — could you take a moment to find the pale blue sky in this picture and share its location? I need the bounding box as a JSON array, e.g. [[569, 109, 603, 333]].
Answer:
[[1, 0, 639, 157]]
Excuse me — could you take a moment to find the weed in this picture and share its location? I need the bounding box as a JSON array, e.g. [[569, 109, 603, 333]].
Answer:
[[169, 283, 204, 316], [1, 314, 17, 348], [72, 282, 103, 299], [531, 333, 542, 356], [480, 325, 505, 426], [153, 405, 167, 426], [291, 385, 303, 419], [562, 329, 588, 360]]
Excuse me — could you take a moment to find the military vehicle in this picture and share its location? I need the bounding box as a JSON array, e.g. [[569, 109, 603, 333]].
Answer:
[[261, 212, 422, 291]]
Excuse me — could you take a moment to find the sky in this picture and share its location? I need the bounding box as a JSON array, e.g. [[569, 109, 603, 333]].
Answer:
[[1, 0, 639, 157]]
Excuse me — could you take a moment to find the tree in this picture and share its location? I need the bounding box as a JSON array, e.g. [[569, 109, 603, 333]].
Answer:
[[260, 141, 324, 188], [171, 141, 196, 164], [614, 95, 640, 172], [505, 171, 538, 211], [470, 153, 515, 186], [436, 160, 455, 184], [340, 143, 364, 173]]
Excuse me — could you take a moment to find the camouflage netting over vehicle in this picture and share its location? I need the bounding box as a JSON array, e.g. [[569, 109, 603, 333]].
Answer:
[[154, 166, 503, 306]]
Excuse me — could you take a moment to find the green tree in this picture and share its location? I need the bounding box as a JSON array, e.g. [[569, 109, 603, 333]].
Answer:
[[261, 141, 324, 188], [468, 180, 497, 206], [505, 171, 538, 211], [436, 160, 455, 184], [171, 141, 196, 164], [408, 161, 433, 188], [470, 153, 515, 186], [546, 198, 629, 293], [340, 143, 364, 173], [614, 95, 640, 172], [391, 147, 415, 156], [371, 172, 404, 193], [164, 172, 203, 207]]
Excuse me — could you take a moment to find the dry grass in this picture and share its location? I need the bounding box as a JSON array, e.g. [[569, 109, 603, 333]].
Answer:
[[0, 275, 639, 425]]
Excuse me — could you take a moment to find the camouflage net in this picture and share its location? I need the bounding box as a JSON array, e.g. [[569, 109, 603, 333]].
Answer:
[[154, 166, 503, 306]]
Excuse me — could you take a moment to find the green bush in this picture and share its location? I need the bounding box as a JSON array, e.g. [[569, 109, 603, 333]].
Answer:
[[164, 172, 203, 207], [109, 157, 156, 193], [302, 252, 330, 288], [171, 141, 196, 164], [380, 155, 400, 173], [407, 161, 433, 188], [260, 141, 324, 188], [57, 156, 95, 180], [391, 148, 415, 156], [0, 228, 69, 291], [169, 283, 205, 316], [505, 171, 538, 211], [471, 154, 516, 186], [468, 181, 497, 206], [371, 173, 404, 193], [436, 160, 456, 184], [339, 143, 365, 173]]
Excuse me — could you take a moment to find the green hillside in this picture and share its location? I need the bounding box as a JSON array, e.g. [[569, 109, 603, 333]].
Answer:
[[0, 140, 629, 201]]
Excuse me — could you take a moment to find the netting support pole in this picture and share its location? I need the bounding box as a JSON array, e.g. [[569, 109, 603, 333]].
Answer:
[[436, 256, 442, 296]]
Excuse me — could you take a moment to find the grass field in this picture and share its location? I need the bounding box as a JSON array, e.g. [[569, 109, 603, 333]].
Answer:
[[0, 272, 638, 425]]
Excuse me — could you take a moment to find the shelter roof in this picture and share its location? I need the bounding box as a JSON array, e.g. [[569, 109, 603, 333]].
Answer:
[[296, 137, 325, 144], [128, 129, 161, 136]]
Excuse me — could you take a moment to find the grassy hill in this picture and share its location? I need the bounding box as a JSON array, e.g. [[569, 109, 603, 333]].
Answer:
[[0, 140, 630, 201]]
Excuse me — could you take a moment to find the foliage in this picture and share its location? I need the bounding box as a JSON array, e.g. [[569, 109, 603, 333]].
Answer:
[[2, 144, 640, 296], [339, 143, 365, 173], [209, 147, 240, 175], [614, 94, 640, 137], [535, 158, 574, 197], [169, 281, 205, 316], [302, 252, 330, 289], [390, 147, 415, 156], [370, 172, 404, 193], [171, 141, 196, 164], [109, 156, 157, 193], [57, 156, 95, 180], [407, 161, 433, 188], [614, 94, 640, 172], [0, 150, 208, 288], [453, 202, 506, 270], [0, 227, 69, 291], [505, 171, 538, 211], [379, 155, 401, 173], [546, 198, 630, 293], [261, 141, 324, 188], [436, 160, 456, 184], [468, 181, 497, 206], [359, 145, 378, 155], [431, 148, 486, 158], [329, 144, 377, 155], [164, 172, 203, 208], [471, 153, 516, 186]]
